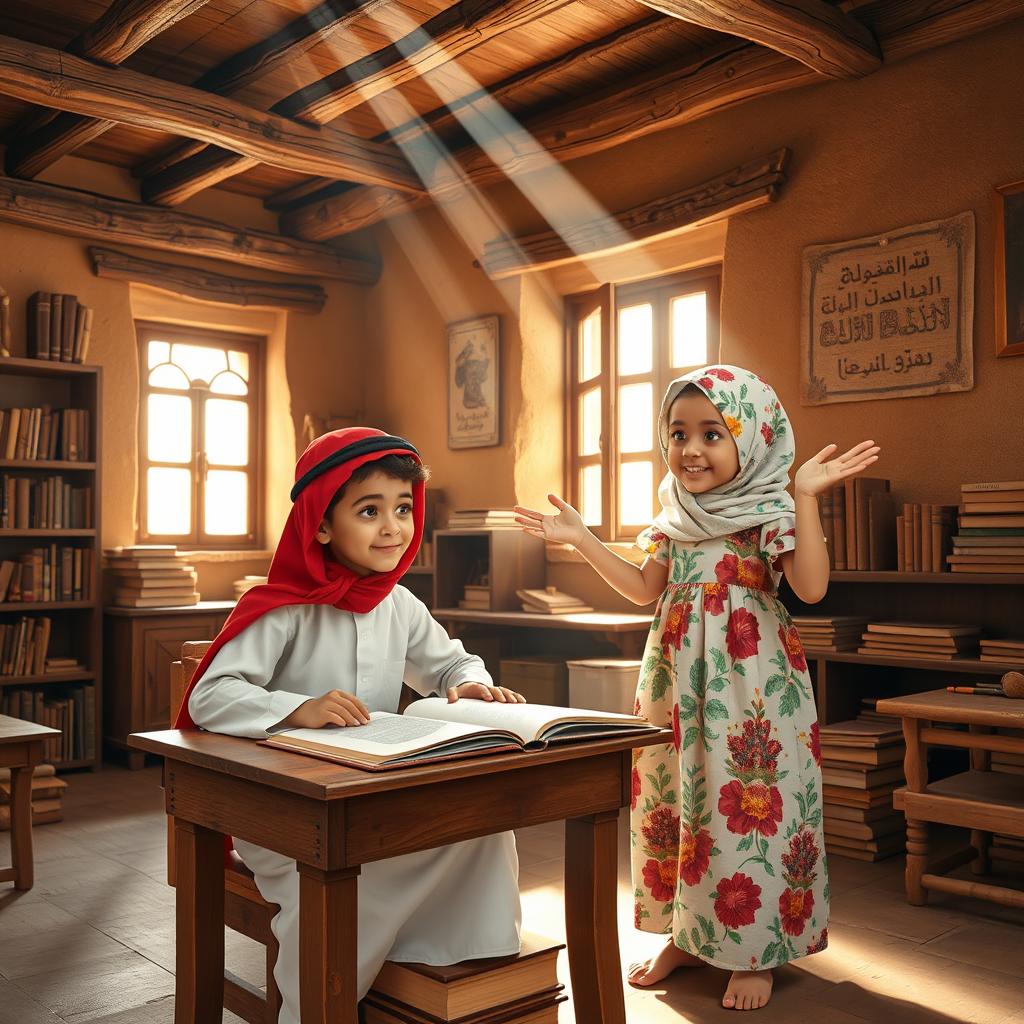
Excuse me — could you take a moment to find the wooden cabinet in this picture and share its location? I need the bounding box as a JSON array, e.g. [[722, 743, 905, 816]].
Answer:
[[104, 601, 232, 768]]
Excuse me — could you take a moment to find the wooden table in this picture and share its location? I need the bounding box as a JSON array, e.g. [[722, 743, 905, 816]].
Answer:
[[129, 726, 670, 1024], [433, 608, 653, 659], [877, 689, 1024, 910], [0, 715, 60, 890]]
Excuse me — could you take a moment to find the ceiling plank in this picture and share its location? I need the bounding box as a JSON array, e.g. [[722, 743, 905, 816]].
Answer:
[[282, 0, 1024, 241], [140, 0, 573, 205], [481, 148, 788, 277], [90, 247, 327, 313], [0, 174, 379, 282], [4, 0, 213, 178], [0, 34, 423, 194], [634, 0, 880, 78]]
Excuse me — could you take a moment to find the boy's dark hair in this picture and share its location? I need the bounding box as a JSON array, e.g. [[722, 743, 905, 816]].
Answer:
[[324, 455, 429, 518]]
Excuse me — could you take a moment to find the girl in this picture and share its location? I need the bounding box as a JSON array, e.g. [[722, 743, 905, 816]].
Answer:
[[176, 427, 524, 1024], [516, 365, 879, 1011]]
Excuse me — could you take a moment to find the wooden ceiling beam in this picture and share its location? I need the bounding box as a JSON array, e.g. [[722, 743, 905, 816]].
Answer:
[[4, 0, 212, 178], [282, 0, 1024, 242], [634, 0, 880, 78], [140, 0, 573, 205], [0, 174, 379, 283], [0, 34, 423, 194]]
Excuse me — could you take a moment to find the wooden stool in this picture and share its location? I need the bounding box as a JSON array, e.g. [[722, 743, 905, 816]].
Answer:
[[0, 715, 59, 891], [879, 688, 1024, 911], [169, 642, 283, 1024]]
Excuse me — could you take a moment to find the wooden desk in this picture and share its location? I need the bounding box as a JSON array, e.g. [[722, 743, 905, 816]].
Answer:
[[877, 689, 1024, 910], [0, 715, 60, 890], [129, 727, 670, 1024], [433, 609, 652, 659]]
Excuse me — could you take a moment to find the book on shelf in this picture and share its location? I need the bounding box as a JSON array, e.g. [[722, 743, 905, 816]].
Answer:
[[0, 546, 92, 602], [961, 480, 1024, 493], [949, 489, 1024, 573], [447, 509, 519, 529], [516, 587, 593, 615], [104, 545, 201, 607], [264, 700, 658, 771], [843, 477, 891, 571], [113, 593, 201, 608], [822, 801, 900, 824], [368, 936, 564, 1023], [824, 831, 906, 862], [864, 622, 980, 638], [25, 292, 93, 364], [1, 474, 93, 529], [824, 815, 905, 841], [820, 762, 904, 789], [0, 682, 94, 763], [821, 783, 896, 808], [0, 407, 91, 463], [792, 615, 866, 652]]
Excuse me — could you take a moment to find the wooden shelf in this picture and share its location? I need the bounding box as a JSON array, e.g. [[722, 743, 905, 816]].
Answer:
[[0, 356, 98, 379], [830, 571, 1024, 585], [0, 459, 96, 470], [0, 670, 95, 687], [811, 650, 1017, 676], [0, 601, 96, 611], [433, 608, 651, 632], [0, 529, 96, 537]]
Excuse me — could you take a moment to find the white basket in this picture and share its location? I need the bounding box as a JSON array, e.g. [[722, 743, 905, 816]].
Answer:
[[566, 659, 643, 715]]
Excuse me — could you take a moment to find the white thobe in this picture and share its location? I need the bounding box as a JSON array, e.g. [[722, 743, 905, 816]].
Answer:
[[188, 586, 522, 1024]]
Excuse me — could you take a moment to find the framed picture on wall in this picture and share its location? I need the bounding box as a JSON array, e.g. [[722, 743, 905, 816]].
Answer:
[[447, 315, 500, 448], [995, 178, 1024, 357]]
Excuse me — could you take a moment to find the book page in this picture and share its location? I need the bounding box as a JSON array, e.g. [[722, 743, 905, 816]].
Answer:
[[404, 699, 649, 744]]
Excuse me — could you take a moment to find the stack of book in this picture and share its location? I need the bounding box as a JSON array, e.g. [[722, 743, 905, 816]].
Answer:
[[365, 938, 565, 1024], [233, 575, 266, 599], [950, 481, 1024, 573], [411, 541, 433, 568], [0, 616, 52, 676], [858, 622, 980, 661], [791, 615, 867, 653], [458, 583, 491, 611], [896, 503, 957, 572], [820, 718, 906, 861], [820, 477, 895, 570], [516, 587, 592, 615], [0, 545, 93, 603], [27, 292, 94, 364], [0, 407, 91, 462], [0, 763, 67, 830], [105, 546, 200, 608], [447, 509, 518, 529], [0, 684, 95, 762], [979, 638, 1024, 665], [858, 696, 901, 725]]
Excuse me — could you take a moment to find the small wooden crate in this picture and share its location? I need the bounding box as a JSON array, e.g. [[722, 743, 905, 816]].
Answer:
[[498, 657, 568, 706]]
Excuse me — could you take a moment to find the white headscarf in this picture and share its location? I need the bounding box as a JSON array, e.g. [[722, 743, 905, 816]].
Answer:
[[652, 365, 795, 543]]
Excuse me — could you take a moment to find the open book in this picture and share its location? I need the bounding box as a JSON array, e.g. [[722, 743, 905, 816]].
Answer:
[[264, 699, 658, 771]]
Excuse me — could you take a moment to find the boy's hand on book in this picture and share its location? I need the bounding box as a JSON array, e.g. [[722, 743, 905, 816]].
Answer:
[[281, 690, 371, 728], [794, 440, 881, 497], [446, 682, 527, 704], [514, 494, 587, 546]]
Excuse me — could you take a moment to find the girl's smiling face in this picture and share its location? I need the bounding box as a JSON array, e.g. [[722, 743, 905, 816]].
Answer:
[[666, 388, 740, 494]]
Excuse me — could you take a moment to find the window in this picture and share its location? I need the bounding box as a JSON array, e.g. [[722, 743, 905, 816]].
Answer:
[[137, 322, 262, 548], [565, 268, 721, 541]]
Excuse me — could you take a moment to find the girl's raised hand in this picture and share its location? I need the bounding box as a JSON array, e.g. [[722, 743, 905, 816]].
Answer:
[[794, 440, 880, 497], [514, 493, 588, 546]]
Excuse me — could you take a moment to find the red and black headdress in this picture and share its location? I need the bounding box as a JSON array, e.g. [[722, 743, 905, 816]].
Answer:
[[174, 427, 424, 728]]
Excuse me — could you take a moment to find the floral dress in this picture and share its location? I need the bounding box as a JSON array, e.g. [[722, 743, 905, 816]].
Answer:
[[631, 520, 829, 971]]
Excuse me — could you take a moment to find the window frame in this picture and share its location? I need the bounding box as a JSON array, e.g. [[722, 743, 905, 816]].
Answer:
[[136, 320, 263, 550], [565, 267, 721, 542]]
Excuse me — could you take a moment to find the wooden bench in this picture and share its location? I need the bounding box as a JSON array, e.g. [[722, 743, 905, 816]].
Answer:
[[878, 688, 1024, 910], [0, 715, 59, 891]]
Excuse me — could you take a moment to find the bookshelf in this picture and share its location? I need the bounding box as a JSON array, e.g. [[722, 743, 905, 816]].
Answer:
[[0, 357, 102, 770], [782, 571, 1022, 727]]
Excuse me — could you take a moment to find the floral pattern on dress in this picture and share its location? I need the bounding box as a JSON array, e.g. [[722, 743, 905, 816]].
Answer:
[[631, 520, 828, 971]]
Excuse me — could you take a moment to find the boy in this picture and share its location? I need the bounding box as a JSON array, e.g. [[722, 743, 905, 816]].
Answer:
[[178, 427, 524, 1024]]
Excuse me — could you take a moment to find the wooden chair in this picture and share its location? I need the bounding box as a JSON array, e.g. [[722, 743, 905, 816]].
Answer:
[[169, 640, 282, 1024]]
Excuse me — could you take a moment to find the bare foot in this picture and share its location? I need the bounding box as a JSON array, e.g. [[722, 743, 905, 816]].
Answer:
[[722, 969, 773, 1010], [627, 940, 703, 988]]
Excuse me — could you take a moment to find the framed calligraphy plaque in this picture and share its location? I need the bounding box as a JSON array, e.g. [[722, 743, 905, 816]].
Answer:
[[448, 315, 500, 448], [995, 179, 1024, 358], [800, 212, 974, 405]]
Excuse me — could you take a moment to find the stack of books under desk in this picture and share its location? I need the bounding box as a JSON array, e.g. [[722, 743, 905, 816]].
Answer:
[[819, 718, 907, 861], [792, 615, 867, 653], [858, 622, 980, 661], [951, 480, 1024, 573], [0, 763, 67, 830], [365, 938, 565, 1024]]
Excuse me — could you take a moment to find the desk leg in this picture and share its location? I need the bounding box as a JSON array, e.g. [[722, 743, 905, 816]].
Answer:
[[968, 725, 992, 875], [174, 819, 224, 1024], [902, 719, 928, 906], [9, 765, 33, 890], [298, 864, 360, 1024], [564, 810, 625, 1024]]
